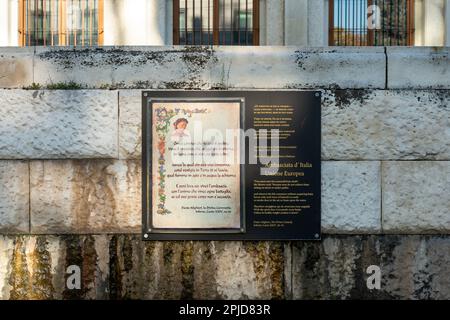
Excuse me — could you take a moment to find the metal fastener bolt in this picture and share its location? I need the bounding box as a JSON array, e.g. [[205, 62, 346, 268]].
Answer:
[[144, 233, 149, 239], [314, 233, 320, 238], [143, 93, 148, 97], [315, 92, 320, 97]]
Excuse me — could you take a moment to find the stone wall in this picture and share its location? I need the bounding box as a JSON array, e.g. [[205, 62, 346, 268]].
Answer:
[[0, 46, 449, 299]]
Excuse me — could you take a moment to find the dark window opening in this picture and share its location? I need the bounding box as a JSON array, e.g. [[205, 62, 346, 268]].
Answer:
[[174, 0, 259, 45], [329, 0, 415, 46]]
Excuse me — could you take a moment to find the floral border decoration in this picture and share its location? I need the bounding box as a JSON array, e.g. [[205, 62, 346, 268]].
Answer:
[[154, 106, 208, 215]]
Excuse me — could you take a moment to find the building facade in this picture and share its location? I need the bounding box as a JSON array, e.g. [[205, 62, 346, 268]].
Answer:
[[0, 0, 450, 301], [1, 0, 450, 47]]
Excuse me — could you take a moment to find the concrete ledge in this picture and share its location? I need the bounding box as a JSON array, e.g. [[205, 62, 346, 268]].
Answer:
[[382, 161, 450, 233], [0, 161, 29, 233], [11, 46, 388, 89], [387, 47, 450, 89], [30, 160, 140, 234], [0, 90, 118, 159], [0, 47, 33, 88], [322, 161, 381, 233]]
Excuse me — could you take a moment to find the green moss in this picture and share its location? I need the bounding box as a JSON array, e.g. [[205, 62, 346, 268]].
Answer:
[[23, 82, 42, 90], [31, 236, 54, 300], [269, 243, 285, 300], [46, 81, 84, 90], [8, 237, 31, 300], [180, 241, 194, 299], [23, 81, 85, 90]]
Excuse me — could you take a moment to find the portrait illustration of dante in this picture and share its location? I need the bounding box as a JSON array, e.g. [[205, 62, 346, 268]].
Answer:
[[171, 117, 191, 144]]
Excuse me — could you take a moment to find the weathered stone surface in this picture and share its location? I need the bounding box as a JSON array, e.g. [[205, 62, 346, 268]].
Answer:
[[0, 90, 118, 159], [32, 46, 385, 89], [0, 47, 34, 88], [382, 161, 450, 233], [1, 235, 449, 300], [33, 46, 217, 89], [0, 161, 29, 233], [292, 235, 450, 299], [0, 236, 289, 300], [387, 47, 450, 89], [30, 160, 141, 233], [322, 90, 450, 160], [322, 161, 381, 233], [119, 90, 141, 159]]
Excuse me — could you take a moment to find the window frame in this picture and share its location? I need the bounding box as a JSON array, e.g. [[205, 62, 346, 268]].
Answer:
[[18, 0, 104, 47], [328, 0, 415, 46], [173, 0, 260, 45]]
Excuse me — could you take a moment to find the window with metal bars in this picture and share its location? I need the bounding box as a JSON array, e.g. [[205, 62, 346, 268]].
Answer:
[[19, 0, 104, 46], [173, 0, 259, 45], [329, 0, 415, 46]]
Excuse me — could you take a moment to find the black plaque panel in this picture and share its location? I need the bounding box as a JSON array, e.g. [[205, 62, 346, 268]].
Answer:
[[142, 91, 321, 240]]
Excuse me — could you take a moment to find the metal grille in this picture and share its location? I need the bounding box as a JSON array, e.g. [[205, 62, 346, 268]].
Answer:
[[329, 0, 415, 46], [19, 0, 104, 46], [174, 0, 259, 45]]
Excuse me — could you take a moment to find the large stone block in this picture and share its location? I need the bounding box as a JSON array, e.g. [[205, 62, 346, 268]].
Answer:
[[382, 161, 450, 233], [0, 236, 289, 300], [323, 90, 450, 160], [0, 90, 118, 159], [0, 161, 29, 233], [387, 47, 450, 89], [322, 161, 381, 233], [30, 160, 141, 233], [0, 47, 34, 88], [32, 46, 385, 89], [119, 90, 142, 159]]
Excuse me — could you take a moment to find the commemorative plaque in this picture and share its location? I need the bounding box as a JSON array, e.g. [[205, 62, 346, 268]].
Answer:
[[142, 91, 321, 240]]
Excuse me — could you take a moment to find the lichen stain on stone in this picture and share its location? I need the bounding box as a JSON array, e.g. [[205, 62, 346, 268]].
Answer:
[[121, 236, 134, 274], [180, 241, 195, 299], [81, 235, 98, 299], [30, 236, 54, 300], [162, 80, 209, 90], [268, 243, 285, 299], [192, 242, 219, 299], [334, 90, 372, 109], [8, 237, 31, 300], [181, 46, 217, 70], [163, 242, 177, 265], [62, 235, 83, 299], [38, 48, 173, 69], [244, 242, 267, 283], [294, 241, 330, 299], [294, 49, 338, 72], [159, 242, 184, 299], [108, 235, 122, 300], [37, 47, 217, 72]]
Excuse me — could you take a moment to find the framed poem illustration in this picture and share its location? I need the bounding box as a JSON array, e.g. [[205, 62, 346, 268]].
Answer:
[[144, 97, 245, 235], [142, 91, 321, 241]]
